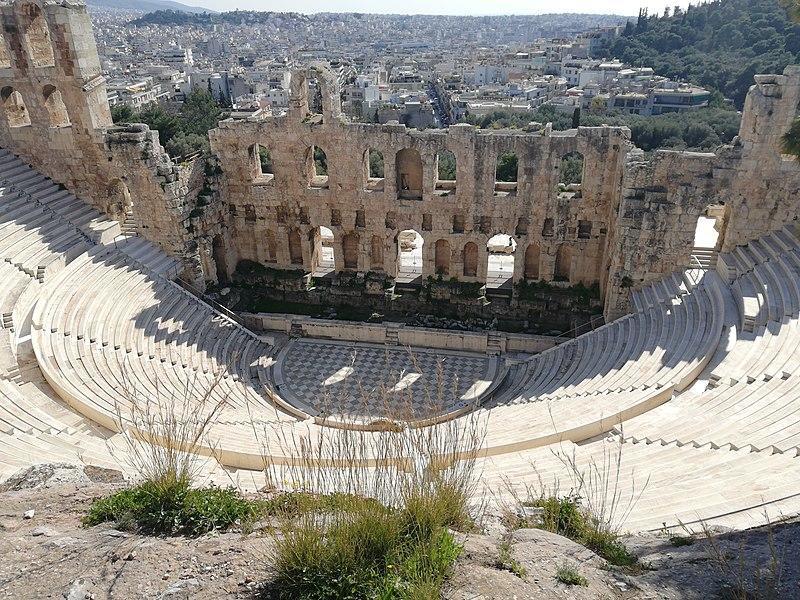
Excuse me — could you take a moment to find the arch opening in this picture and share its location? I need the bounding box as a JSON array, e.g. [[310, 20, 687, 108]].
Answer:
[[435, 150, 456, 195], [249, 143, 273, 183], [1, 87, 31, 128], [370, 235, 384, 270], [265, 230, 278, 263], [106, 178, 133, 224], [559, 151, 584, 197], [691, 203, 727, 267], [396, 148, 423, 200], [312, 226, 335, 276], [22, 3, 55, 68], [212, 234, 229, 285], [486, 234, 516, 290], [307, 145, 329, 188], [396, 229, 423, 284], [42, 85, 70, 128], [494, 151, 518, 196], [365, 148, 384, 191]]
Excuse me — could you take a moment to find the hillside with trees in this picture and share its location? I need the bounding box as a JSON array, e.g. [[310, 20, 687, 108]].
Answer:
[[612, 0, 800, 109]]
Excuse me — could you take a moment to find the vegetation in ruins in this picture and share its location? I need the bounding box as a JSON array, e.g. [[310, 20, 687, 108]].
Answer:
[[256, 361, 486, 599], [466, 105, 742, 152], [504, 437, 646, 570], [83, 372, 263, 536], [555, 562, 589, 586], [110, 90, 228, 159]]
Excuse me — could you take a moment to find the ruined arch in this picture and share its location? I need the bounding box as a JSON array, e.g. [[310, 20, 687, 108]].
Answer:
[[555, 244, 572, 282], [434, 239, 451, 275], [396, 148, 423, 200], [370, 235, 384, 270], [396, 229, 423, 282], [42, 85, 70, 128], [524, 243, 540, 280], [21, 3, 55, 68], [463, 242, 478, 277], [1, 87, 30, 128], [486, 233, 516, 289], [312, 226, 334, 275], [288, 229, 303, 265]]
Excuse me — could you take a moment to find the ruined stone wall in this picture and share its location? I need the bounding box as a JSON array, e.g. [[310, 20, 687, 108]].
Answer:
[[603, 67, 800, 319], [208, 67, 631, 296], [0, 0, 199, 279]]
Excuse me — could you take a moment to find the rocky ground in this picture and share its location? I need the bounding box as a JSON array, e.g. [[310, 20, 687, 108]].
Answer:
[[0, 464, 798, 599]]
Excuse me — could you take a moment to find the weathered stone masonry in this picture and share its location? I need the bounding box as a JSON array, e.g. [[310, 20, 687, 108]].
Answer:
[[0, 0, 799, 325]]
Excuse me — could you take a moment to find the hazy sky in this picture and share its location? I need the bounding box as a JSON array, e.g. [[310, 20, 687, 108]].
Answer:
[[183, 0, 694, 17]]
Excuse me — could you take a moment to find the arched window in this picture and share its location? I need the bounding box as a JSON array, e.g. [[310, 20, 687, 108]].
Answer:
[[494, 151, 518, 196], [365, 148, 384, 191], [308, 145, 328, 188], [42, 85, 70, 127], [396, 229, 423, 283], [22, 3, 55, 68], [463, 242, 478, 277], [435, 150, 456, 194], [342, 232, 359, 270], [1, 87, 31, 128], [558, 151, 584, 198], [524, 243, 540, 280], [288, 230, 303, 265], [212, 235, 229, 284], [370, 235, 384, 270], [249, 143, 273, 183], [312, 226, 334, 276], [396, 148, 423, 200], [555, 245, 572, 282], [434, 239, 451, 275], [486, 234, 516, 289]]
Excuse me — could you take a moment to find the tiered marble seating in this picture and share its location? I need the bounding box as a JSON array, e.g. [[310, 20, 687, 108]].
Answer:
[[490, 270, 725, 407], [2, 148, 800, 531], [622, 224, 800, 458]]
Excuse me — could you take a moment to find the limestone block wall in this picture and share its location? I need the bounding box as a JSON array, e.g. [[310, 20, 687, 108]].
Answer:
[[208, 70, 630, 295], [0, 0, 199, 278]]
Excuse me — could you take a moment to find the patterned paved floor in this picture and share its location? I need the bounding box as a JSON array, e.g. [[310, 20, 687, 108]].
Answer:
[[274, 339, 498, 420]]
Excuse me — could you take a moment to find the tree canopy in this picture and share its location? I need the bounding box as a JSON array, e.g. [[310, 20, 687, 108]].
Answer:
[[110, 91, 228, 159], [612, 0, 800, 109]]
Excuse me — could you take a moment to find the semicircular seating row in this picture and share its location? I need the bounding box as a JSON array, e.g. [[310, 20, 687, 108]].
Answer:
[[2, 148, 800, 530]]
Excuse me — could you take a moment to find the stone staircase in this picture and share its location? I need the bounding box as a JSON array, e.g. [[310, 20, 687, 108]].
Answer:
[[692, 246, 719, 269]]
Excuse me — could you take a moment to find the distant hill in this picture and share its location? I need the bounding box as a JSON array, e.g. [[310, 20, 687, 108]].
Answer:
[[611, 0, 800, 109], [87, 0, 214, 14]]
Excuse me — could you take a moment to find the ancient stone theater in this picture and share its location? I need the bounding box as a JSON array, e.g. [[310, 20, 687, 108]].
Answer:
[[1, 0, 800, 531]]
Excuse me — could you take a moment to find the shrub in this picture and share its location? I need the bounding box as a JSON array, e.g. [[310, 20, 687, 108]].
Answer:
[[555, 562, 588, 586], [84, 482, 262, 536], [258, 355, 486, 599]]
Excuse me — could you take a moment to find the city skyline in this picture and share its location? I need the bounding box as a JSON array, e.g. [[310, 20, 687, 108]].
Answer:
[[180, 0, 694, 16]]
